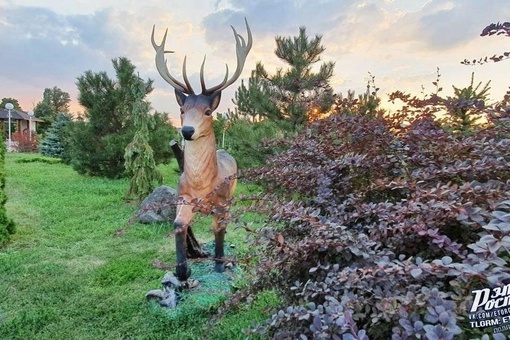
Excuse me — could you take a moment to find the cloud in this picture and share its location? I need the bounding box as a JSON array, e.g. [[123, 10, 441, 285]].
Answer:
[[203, 0, 356, 43], [0, 3, 178, 111], [1, 0, 510, 120], [417, 0, 510, 50]]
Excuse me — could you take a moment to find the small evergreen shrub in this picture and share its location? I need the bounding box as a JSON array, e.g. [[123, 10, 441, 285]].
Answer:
[[124, 79, 163, 201], [0, 140, 15, 246], [40, 112, 72, 160]]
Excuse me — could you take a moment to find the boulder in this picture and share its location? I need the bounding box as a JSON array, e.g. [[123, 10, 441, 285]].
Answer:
[[138, 186, 178, 224]]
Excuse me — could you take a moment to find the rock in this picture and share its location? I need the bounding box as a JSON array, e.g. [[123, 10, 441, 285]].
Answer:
[[145, 287, 178, 309], [138, 186, 178, 224], [159, 289, 177, 308], [145, 289, 166, 301], [161, 272, 181, 288], [146, 271, 185, 309]]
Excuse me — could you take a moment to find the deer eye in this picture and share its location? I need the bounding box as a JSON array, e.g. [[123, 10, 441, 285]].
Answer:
[[204, 109, 212, 116], [180, 108, 184, 115]]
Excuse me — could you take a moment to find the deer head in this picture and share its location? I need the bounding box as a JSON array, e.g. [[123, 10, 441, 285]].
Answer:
[[151, 18, 252, 141]]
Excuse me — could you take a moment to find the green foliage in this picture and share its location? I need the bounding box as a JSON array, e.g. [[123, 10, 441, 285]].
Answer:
[[15, 156, 62, 164], [71, 57, 140, 178], [124, 78, 163, 201], [0, 98, 21, 110], [149, 111, 177, 164], [33, 86, 71, 135], [68, 120, 129, 178], [390, 70, 491, 134], [39, 112, 73, 160], [70, 57, 175, 178], [234, 27, 335, 131], [0, 141, 14, 247], [335, 74, 385, 117], [233, 71, 278, 123], [441, 72, 491, 133], [214, 115, 283, 169]]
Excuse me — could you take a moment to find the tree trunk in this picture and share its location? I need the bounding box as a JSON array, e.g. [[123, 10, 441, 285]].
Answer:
[[170, 139, 205, 258], [169, 140, 184, 174]]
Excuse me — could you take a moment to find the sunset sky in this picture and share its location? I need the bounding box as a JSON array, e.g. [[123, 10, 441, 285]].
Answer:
[[1, 0, 509, 124]]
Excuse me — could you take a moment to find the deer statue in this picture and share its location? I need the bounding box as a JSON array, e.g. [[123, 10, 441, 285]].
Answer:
[[151, 19, 252, 282]]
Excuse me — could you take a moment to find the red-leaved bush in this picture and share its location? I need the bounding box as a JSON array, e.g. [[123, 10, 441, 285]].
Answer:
[[237, 98, 510, 338], [11, 132, 38, 153]]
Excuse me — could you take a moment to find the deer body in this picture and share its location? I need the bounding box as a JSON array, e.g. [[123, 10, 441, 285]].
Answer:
[[174, 134, 237, 279], [152, 19, 251, 281]]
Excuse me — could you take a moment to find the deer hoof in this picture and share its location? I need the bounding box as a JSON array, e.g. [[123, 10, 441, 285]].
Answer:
[[176, 264, 191, 281]]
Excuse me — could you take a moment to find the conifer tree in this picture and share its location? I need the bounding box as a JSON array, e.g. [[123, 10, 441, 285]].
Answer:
[[234, 27, 335, 131], [124, 78, 162, 201], [40, 112, 72, 159], [71, 57, 174, 178], [439, 72, 491, 134]]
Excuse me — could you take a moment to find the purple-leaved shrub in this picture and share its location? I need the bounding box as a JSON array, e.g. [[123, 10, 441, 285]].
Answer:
[[239, 102, 510, 338]]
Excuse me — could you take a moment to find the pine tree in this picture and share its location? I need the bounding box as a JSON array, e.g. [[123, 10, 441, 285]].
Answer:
[[233, 70, 279, 123], [71, 57, 175, 178], [439, 72, 491, 134], [234, 27, 335, 131], [124, 78, 162, 201]]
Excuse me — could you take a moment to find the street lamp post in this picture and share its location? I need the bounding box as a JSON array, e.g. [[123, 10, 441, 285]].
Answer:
[[27, 111, 34, 140], [5, 103, 13, 151]]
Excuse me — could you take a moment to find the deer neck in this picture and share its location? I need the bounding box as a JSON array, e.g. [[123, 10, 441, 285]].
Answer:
[[183, 133, 218, 190]]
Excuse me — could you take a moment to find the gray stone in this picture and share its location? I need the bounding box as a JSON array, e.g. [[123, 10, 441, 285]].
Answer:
[[161, 272, 181, 288], [145, 287, 178, 309], [159, 289, 177, 308], [138, 186, 178, 224], [146, 271, 182, 309], [145, 289, 166, 301]]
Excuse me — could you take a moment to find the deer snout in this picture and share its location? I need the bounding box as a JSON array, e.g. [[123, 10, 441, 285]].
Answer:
[[181, 126, 195, 141]]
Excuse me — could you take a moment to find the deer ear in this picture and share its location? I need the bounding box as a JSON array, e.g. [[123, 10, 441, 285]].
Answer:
[[210, 92, 222, 112], [175, 89, 187, 107]]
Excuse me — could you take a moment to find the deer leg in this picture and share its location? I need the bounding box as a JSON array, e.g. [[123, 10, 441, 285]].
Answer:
[[174, 203, 194, 281], [213, 215, 226, 273]]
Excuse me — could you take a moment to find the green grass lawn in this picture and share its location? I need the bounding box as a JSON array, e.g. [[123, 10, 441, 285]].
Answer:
[[0, 153, 278, 340]]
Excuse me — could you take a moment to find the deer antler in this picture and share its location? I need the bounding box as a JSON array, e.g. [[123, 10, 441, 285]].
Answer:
[[200, 17, 252, 95], [151, 26, 195, 95], [151, 18, 252, 96]]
